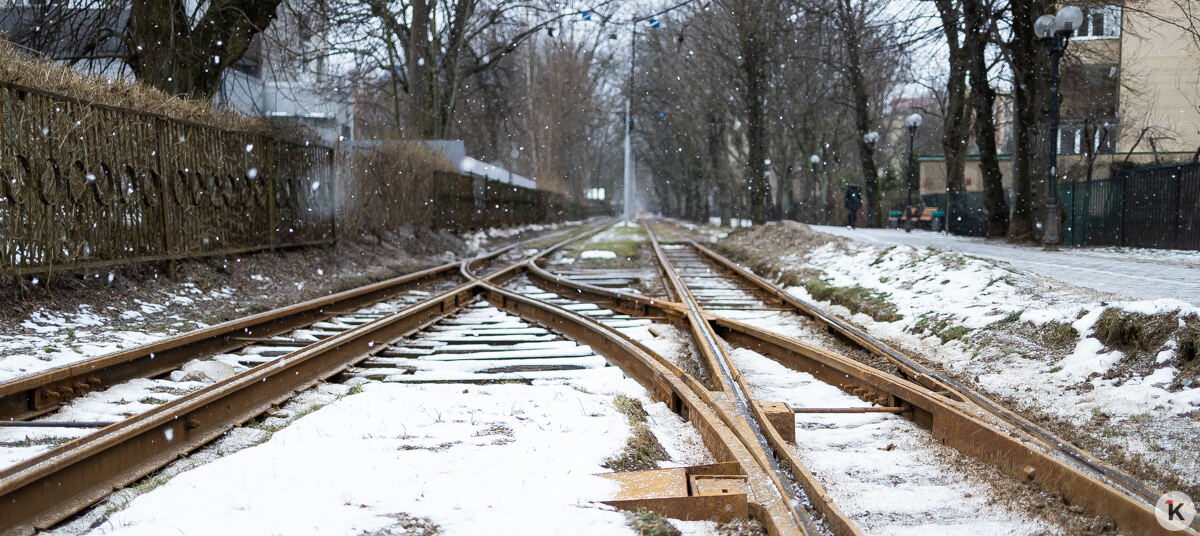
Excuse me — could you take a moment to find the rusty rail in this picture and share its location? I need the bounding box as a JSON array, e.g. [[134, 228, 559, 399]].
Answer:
[[643, 225, 859, 536], [0, 223, 602, 535], [512, 224, 1195, 536], [685, 239, 1171, 509], [0, 224, 592, 422]]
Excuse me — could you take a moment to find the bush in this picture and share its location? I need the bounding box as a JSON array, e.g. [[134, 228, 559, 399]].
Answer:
[[337, 142, 453, 240]]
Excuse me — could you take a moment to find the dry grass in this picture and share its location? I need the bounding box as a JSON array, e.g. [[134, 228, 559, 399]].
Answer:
[[1093, 308, 1175, 353], [604, 396, 670, 472], [717, 518, 767, 536], [1174, 315, 1199, 389], [805, 278, 902, 323], [614, 395, 649, 424], [1042, 322, 1080, 349], [0, 41, 262, 131], [624, 509, 682, 536], [338, 141, 456, 240]]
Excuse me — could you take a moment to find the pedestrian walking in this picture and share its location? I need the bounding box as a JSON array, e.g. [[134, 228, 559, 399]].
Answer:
[[844, 181, 863, 229]]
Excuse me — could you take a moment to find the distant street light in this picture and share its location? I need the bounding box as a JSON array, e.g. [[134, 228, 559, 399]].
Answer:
[[904, 113, 922, 233], [1035, 5, 1083, 250], [862, 131, 879, 227]]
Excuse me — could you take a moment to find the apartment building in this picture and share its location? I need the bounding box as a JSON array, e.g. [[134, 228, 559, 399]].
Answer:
[[917, 1, 1200, 233]]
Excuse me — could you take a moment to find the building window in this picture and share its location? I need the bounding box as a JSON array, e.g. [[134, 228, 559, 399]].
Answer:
[[1074, 6, 1121, 39], [1059, 122, 1117, 154], [1059, 124, 1082, 155]]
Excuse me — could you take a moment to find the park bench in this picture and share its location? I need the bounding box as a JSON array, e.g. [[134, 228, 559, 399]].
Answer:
[[888, 207, 939, 229]]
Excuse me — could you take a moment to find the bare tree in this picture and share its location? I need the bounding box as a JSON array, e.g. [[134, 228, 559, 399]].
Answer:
[[1, 0, 285, 98], [964, 0, 1008, 236], [932, 0, 971, 229]]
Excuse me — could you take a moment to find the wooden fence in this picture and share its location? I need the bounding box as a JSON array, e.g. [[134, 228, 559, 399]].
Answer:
[[0, 81, 335, 275]]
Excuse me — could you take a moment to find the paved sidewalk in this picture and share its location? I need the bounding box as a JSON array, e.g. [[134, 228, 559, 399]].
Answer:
[[813, 225, 1200, 306]]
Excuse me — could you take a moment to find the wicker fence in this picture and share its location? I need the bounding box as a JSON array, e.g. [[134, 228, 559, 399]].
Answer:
[[0, 82, 335, 275]]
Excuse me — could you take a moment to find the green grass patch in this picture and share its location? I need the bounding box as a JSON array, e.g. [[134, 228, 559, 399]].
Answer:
[[910, 314, 971, 344], [131, 471, 173, 494], [567, 224, 645, 259], [997, 310, 1023, 324], [804, 279, 902, 322], [938, 325, 971, 343]]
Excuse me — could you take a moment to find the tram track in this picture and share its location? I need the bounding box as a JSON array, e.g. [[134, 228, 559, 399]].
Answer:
[[516, 221, 1194, 535], [0, 222, 601, 535], [2, 218, 1193, 535]]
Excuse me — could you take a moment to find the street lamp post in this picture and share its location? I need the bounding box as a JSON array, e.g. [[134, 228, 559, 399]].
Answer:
[[904, 113, 922, 233], [862, 131, 879, 227], [622, 21, 638, 222], [809, 154, 822, 222], [1035, 5, 1083, 250]]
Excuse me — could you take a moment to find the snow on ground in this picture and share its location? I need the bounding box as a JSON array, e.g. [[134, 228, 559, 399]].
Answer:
[[729, 346, 1055, 535], [461, 221, 565, 254], [814, 225, 1200, 306], [722, 222, 1200, 491], [581, 250, 617, 259], [0, 299, 209, 384], [81, 373, 713, 536], [0, 359, 243, 469], [0, 223, 569, 385]]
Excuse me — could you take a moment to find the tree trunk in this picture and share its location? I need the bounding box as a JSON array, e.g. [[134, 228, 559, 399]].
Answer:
[[842, 1, 880, 227], [1006, 0, 1051, 242], [128, 0, 282, 99], [406, 0, 433, 137], [709, 111, 731, 227], [935, 0, 970, 234], [965, 0, 1008, 236], [742, 30, 770, 224]]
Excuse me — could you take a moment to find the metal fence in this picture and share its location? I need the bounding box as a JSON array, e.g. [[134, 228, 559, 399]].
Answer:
[[0, 81, 336, 275], [1062, 163, 1200, 250], [430, 173, 608, 230]]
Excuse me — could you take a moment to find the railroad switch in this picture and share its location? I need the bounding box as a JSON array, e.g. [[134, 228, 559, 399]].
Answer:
[[600, 462, 749, 523]]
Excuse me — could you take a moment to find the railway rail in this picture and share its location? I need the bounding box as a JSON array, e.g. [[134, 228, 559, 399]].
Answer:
[[0, 223, 597, 534], [0, 219, 1193, 535], [517, 221, 1194, 535]]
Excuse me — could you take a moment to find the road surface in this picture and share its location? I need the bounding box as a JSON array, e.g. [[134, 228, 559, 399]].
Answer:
[[814, 225, 1200, 307]]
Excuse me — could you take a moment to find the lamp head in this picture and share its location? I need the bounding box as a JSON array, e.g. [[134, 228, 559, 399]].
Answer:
[[1034, 14, 1057, 38], [863, 131, 880, 144], [905, 113, 923, 128], [810, 154, 821, 164], [1055, 6, 1084, 33]]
